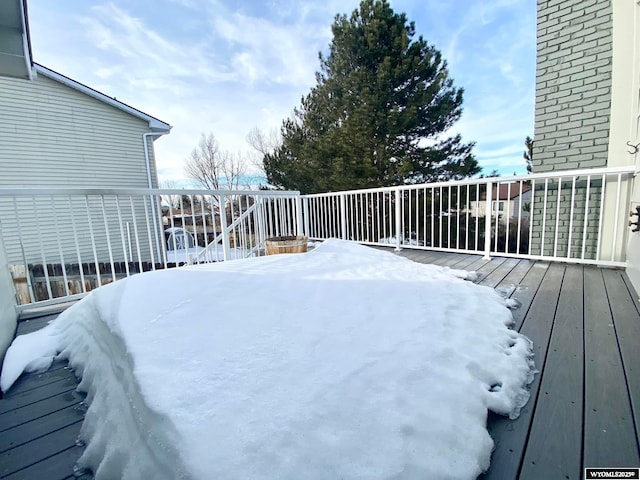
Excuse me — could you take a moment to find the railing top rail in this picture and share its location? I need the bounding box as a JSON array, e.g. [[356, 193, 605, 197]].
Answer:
[[0, 187, 301, 197], [301, 166, 636, 198]]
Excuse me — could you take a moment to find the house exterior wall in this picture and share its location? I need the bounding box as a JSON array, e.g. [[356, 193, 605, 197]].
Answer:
[[615, 0, 640, 288], [0, 72, 164, 267], [531, 0, 615, 260], [533, 0, 613, 171], [0, 73, 156, 188]]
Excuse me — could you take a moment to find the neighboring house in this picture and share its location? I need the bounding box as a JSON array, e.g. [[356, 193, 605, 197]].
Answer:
[[163, 205, 221, 246], [470, 183, 532, 220], [532, 0, 639, 284], [0, 0, 171, 266]]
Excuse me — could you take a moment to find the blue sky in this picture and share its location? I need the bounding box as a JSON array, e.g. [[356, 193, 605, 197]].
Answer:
[[27, 0, 536, 184]]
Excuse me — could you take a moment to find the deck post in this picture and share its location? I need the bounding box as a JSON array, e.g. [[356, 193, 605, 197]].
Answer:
[[340, 194, 347, 240], [255, 196, 267, 253], [219, 194, 231, 261], [395, 188, 402, 251], [295, 196, 304, 237], [483, 180, 492, 260], [302, 197, 310, 238]]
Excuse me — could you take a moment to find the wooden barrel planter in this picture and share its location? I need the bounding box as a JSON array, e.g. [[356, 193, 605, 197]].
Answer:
[[265, 235, 308, 255]]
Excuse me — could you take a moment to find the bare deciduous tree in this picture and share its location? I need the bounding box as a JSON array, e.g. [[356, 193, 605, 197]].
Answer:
[[246, 127, 280, 174], [185, 133, 247, 191], [160, 180, 182, 209]]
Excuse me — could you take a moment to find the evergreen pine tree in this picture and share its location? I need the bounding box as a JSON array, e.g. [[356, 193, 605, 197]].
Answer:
[[524, 136, 534, 173], [264, 0, 479, 194]]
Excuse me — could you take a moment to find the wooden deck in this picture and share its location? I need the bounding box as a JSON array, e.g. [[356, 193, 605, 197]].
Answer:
[[0, 314, 89, 480], [1, 249, 639, 479]]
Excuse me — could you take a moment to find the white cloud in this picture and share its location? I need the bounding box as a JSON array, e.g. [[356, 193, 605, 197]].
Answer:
[[27, 0, 535, 183]]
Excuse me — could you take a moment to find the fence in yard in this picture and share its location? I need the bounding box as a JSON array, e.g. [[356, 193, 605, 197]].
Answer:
[[0, 188, 301, 308], [301, 166, 635, 267]]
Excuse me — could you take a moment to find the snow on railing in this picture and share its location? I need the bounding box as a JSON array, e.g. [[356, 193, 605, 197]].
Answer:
[[0, 188, 301, 308], [301, 166, 635, 267]]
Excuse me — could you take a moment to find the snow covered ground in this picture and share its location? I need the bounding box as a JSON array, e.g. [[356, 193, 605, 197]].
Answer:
[[1, 239, 535, 480], [165, 244, 252, 263]]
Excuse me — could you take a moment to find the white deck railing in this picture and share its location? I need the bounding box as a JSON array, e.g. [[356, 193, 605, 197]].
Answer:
[[301, 166, 635, 267], [0, 188, 301, 308], [0, 166, 635, 308]]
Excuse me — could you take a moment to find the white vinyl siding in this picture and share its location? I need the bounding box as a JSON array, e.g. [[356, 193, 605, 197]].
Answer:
[[0, 74, 156, 188], [0, 73, 164, 265]]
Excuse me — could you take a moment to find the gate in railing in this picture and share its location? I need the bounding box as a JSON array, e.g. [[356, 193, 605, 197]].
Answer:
[[0, 188, 301, 307], [302, 167, 635, 267]]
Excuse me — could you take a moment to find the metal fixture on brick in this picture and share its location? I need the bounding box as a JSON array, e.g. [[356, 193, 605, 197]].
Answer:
[[629, 205, 640, 233]]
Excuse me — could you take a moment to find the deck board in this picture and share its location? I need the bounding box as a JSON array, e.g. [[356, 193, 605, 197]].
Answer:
[[507, 263, 549, 331], [0, 389, 85, 433], [1, 248, 639, 479], [481, 262, 565, 480], [478, 258, 522, 288], [0, 404, 85, 453], [602, 269, 640, 447], [450, 255, 490, 271], [2, 444, 87, 480], [5, 362, 71, 396], [472, 256, 508, 283], [519, 264, 584, 480], [0, 375, 79, 415], [583, 268, 640, 468], [0, 421, 83, 478], [15, 316, 56, 336]]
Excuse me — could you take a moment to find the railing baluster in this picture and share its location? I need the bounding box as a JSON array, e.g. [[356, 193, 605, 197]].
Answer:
[[541, 179, 549, 256], [528, 180, 535, 256], [407, 189, 412, 245], [611, 173, 622, 262], [423, 188, 427, 247], [340, 194, 347, 240], [516, 181, 523, 256], [143, 196, 159, 270], [12, 196, 35, 303], [456, 184, 460, 251], [484, 180, 492, 259], [439, 187, 443, 248], [84, 196, 102, 288], [68, 196, 87, 293], [100, 195, 117, 283], [31, 197, 53, 300], [366, 192, 371, 242], [553, 178, 562, 258], [115, 196, 130, 276], [129, 196, 143, 273], [505, 183, 512, 253], [567, 177, 577, 259], [219, 194, 230, 261], [447, 185, 452, 249], [431, 188, 435, 249], [465, 184, 470, 251], [475, 184, 479, 251], [483, 181, 497, 260], [51, 196, 70, 297], [493, 183, 499, 253], [395, 188, 401, 251]]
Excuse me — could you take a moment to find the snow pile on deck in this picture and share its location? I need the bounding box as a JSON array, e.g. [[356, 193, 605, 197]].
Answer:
[[1, 239, 535, 480]]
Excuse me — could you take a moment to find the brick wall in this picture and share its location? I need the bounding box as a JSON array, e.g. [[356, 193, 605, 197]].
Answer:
[[530, 0, 613, 259], [533, 0, 613, 172]]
